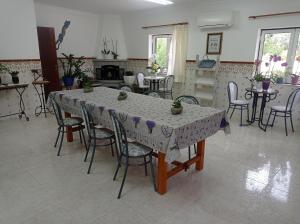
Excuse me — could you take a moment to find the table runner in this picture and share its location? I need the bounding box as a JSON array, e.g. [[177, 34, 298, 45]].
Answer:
[[49, 87, 229, 161]]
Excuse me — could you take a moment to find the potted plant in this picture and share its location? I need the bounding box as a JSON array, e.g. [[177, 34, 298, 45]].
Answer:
[[0, 63, 10, 84], [123, 71, 135, 86], [111, 39, 119, 60], [59, 53, 85, 88], [9, 71, 19, 84], [253, 55, 288, 90], [146, 54, 160, 76], [291, 55, 300, 85], [253, 72, 264, 89], [118, 91, 128, 101], [101, 37, 110, 59], [82, 76, 93, 93], [171, 99, 183, 115]]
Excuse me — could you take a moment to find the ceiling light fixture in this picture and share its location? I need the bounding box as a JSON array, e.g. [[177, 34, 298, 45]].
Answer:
[[145, 0, 174, 5]]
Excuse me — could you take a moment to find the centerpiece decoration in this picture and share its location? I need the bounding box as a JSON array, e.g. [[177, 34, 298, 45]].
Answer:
[[59, 53, 85, 88], [147, 55, 160, 77], [82, 75, 93, 93], [171, 99, 183, 115], [117, 91, 128, 101], [291, 55, 300, 85], [252, 55, 288, 90]]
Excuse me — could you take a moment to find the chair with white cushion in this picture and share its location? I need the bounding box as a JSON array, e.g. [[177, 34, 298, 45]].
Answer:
[[227, 81, 249, 126], [136, 73, 150, 93], [265, 88, 300, 136]]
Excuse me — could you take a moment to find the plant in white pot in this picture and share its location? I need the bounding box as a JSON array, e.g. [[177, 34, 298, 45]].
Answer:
[[123, 71, 135, 86]]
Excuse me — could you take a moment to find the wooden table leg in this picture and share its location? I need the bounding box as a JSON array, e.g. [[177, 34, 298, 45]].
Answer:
[[196, 140, 205, 171], [157, 151, 168, 195], [64, 112, 73, 142]]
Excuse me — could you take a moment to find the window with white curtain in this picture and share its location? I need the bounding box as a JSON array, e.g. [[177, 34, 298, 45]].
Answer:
[[149, 34, 172, 73], [257, 28, 300, 75]]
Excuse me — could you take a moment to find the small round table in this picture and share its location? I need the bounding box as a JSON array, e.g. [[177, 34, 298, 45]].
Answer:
[[245, 87, 279, 130], [144, 76, 165, 91]]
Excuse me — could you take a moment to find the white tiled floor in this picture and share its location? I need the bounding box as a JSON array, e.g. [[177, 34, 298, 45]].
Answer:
[[0, 116, 299, 224]]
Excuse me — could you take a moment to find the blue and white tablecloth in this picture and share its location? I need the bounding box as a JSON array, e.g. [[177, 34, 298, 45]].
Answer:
[[49, 87, 229, 162]]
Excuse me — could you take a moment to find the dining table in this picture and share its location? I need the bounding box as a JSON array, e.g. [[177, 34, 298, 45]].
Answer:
[[49, 87, 229, 194], [245, 87, 279, 130], [144, 75, 165, 91]]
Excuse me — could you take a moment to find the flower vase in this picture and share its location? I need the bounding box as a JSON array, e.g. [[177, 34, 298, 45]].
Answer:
[[291, 75, 299, 85], [262, 79, 270, 91], [255, 81, 262, 90]]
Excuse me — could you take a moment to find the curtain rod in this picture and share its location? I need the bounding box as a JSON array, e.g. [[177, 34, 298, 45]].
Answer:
[[142, 22, 188, 29], [249, 11, 300, 19]]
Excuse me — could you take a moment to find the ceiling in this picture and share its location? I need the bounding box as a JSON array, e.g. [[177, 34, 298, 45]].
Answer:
[[34, 0, 192, 14]]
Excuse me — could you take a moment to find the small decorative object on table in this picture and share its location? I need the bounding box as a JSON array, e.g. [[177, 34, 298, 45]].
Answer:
[[291, 56, 300, 85], [82, 76, 93, 93], [118, 91, 128, 101], [10, 71, 19, 84], [147, 54, 161, 76], [252, 56, 288, 90], [171, 99, 183, 115]]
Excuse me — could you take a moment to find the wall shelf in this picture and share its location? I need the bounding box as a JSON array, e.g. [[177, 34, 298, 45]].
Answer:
[[194, 62, 219, 106]]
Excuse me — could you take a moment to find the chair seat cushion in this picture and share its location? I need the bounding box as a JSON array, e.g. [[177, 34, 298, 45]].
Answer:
[[271, 105, 289, 112], [63, 117, 83, 126], [126, 142, 152, 157], [231, 100, 248, 105], [91, 128, 114, 139]]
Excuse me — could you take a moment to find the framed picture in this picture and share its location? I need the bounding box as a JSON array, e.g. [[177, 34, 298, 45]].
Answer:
[[206, 32, 223, 55]]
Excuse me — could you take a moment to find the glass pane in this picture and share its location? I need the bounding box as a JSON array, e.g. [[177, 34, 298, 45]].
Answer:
[[292, 34, 300, 75], [155, 37, 168, 68], [260, 32, 291, 76]]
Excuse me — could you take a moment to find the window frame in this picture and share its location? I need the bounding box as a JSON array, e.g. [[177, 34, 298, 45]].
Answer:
[[149, 34, 172, 70], [257, 27, 300, 74]]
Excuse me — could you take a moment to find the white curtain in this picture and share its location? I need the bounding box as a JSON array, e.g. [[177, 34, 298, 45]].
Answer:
[[168, 24, 188, 83]]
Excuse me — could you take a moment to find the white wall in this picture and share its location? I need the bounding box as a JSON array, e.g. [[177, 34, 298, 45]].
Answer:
[[35, 2, 99, 57], [35, 3, 128, 59], [0, 0, 40, 59], [95, 14, 128, 59], [122, 0, 300, 61]]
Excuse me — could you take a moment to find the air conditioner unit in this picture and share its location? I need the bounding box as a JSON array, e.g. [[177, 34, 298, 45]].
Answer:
[[197, 12, 234, 29]]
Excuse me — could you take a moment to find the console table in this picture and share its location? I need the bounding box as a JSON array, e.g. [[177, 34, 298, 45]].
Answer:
[[0, 84, 29, 121]]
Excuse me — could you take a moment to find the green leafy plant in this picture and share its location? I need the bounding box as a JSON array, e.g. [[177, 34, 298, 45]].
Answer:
[[172, 100, 182, 108], [125, 71, 134, 76], [59, 53, 85, 78], [253, 73, 264, 82], [0, 63, 10, 73]]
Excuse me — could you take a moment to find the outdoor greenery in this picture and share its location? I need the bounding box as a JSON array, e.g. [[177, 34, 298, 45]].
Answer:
[[262, 33, 289, 62], [155, 38, 168, 68]]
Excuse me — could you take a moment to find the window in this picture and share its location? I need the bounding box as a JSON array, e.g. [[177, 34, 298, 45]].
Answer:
[[257, 28, 300, 75], [149, 34, 172, 72]]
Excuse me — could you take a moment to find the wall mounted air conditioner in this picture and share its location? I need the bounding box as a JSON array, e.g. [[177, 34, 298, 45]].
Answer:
[[197, 12, 234, 29]]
